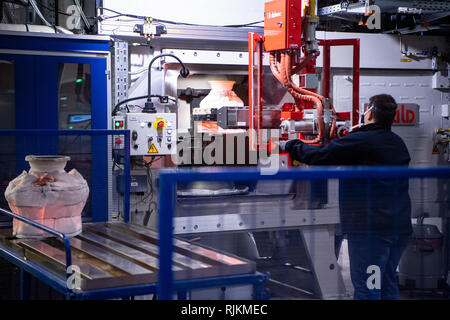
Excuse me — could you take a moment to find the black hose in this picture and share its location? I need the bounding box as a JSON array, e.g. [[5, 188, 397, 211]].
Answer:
[[147, 53, 189, 102], [112, 94, 177, 116], [112, 95, 152, 116]]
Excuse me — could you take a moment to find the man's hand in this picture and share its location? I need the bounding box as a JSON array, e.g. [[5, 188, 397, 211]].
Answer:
[[275, 140, 300, 152]]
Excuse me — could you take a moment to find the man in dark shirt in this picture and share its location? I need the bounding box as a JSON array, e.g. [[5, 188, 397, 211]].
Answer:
[[280, 94, 412, 300]]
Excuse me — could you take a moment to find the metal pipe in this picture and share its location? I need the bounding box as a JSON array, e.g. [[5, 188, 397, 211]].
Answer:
[[295, 120, 315, 133], [248, 33, 263, 151]]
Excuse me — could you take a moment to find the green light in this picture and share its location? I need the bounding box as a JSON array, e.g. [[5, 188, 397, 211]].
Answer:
[[115, 121, 120, 127], [69, 126, 73, 129], [76, 78, 83, 83]]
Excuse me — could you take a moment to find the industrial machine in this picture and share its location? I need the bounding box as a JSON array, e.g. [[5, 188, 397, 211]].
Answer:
[[158, 0, 359, 299], [105, 0, 359, 299], [102, 0, 448, 299], [0, 0, 449, 300]]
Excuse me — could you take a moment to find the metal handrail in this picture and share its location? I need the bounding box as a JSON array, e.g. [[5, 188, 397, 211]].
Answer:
[[0, 207, 73, 282], [157, 165, 450, 299]]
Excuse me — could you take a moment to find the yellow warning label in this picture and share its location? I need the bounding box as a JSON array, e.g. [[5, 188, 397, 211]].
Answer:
[[400, 58, 413, 62], [147, 143, 159, 154], [432, 144, 439, 155]]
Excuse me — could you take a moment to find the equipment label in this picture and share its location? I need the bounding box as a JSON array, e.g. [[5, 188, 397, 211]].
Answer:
[[147, 143, 159, 154], [393, 103, 419, 126]]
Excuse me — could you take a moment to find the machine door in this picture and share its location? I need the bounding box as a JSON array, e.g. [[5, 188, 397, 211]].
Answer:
[[0, 54, 36, 224], [0, 53, 109, 223]]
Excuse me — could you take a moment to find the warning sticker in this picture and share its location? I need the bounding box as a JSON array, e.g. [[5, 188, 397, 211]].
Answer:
[[147, 143, 159, 154], [432, 144, 439, 155]]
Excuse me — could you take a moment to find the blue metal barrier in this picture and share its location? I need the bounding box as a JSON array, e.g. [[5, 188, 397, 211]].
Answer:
[[158, 166, 450, 299]]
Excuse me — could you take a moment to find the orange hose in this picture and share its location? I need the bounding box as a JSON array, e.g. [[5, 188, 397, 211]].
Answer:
[[270, 51, 328, 144], [329, 103, 337, 139], [291, 53, 312, 75]]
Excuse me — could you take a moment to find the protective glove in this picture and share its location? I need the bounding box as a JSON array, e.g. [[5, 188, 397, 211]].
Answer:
[[278, 140, 289, 152]]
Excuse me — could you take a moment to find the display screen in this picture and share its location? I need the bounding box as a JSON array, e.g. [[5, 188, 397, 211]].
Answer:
[[68, 114, 92, 123]]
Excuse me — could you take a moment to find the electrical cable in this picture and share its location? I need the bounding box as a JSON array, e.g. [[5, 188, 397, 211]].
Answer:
[[112, 94, 176, 116], [97, 6, 263, 28], [98, 6, 146, 20], [29, 0, 52, 27], [146, 53, 189, 111], [11, 0, 65, 33], [32, 0, 71, 16], [72, 0, 91, 29], [130, 156, 161, 208]]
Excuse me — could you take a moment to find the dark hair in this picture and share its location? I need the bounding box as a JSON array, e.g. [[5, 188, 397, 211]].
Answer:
[[369, 94, 397, 127]]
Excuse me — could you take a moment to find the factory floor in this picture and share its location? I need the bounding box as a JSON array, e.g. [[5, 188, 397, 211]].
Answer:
[[275, 239, 450, 300]]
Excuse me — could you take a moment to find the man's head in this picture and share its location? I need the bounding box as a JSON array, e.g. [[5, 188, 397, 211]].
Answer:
[[364, 94, 398, 127]]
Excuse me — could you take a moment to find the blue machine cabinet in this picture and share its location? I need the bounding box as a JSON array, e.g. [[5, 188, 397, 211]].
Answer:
[[0, 31, 111, 222]]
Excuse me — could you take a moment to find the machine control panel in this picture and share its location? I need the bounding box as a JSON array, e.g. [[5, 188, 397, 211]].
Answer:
[[113, 113, 177, 155]]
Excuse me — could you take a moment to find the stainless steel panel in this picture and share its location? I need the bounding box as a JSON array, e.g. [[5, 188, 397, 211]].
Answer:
[[109, 222, 252, 266], [77, 231, 178, 271], [85, 224, 210, 270], [69, 237, 152, 275], [19, 240, 110, 280]]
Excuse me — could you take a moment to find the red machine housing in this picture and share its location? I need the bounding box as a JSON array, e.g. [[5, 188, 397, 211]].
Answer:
[[264, 0, 302, 51], [248, 0, 360, 157]]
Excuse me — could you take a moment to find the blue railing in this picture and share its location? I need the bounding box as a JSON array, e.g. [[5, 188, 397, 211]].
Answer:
[[0, 207, 73, 279], [158, 165, 450, 299]]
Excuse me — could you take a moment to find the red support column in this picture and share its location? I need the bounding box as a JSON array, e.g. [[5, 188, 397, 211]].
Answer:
[[248, 32, 263, 151], [322, 41, 331, 98], [352, 39, 360, 127]]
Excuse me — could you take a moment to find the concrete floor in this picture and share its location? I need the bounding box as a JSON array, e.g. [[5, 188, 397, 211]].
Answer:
[[336, 239, 449, 300]]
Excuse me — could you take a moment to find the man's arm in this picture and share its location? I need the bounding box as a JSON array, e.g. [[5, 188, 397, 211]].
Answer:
[[284, 134, 363, 165]]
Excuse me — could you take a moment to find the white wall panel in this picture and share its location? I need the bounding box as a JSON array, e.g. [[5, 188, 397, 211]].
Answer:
[[101, 0, 266, 26]]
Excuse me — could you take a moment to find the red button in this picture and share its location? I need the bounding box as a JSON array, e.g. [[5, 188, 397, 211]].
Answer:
[[158, 121, 164, 128], [115, 137, 122, 144]]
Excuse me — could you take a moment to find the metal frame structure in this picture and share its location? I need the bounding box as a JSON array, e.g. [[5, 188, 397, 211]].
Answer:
[[247, 34, 361, 144], [0, 129, 269, 300], [248, 32, 264, 151], [318, 0, 450, 34], [319, 1, 450, 16], [319, 38, 360, 126]]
